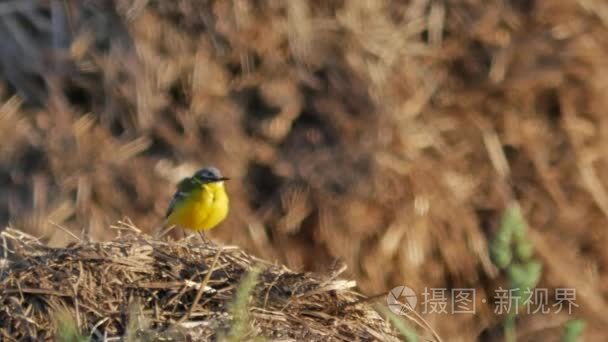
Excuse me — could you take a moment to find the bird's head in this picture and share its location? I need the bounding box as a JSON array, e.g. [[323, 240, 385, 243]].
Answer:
[[192, 167, 229, 185]]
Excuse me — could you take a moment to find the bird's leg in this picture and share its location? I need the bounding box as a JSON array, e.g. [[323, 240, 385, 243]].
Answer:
[[198, 231, 209, 245]]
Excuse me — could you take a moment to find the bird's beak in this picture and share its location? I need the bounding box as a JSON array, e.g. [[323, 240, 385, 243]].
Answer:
[[217, 177, 230, 181]]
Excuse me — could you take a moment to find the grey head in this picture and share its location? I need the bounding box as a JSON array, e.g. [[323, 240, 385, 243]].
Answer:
[[192, 167, 229, 183]]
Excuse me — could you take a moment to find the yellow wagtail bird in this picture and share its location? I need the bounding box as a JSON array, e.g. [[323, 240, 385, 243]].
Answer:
[[165, 167, 229, 240]]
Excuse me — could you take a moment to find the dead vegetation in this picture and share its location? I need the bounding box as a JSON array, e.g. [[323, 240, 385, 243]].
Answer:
[[0, 226, 400, 341], [1, 0, 608, 340]]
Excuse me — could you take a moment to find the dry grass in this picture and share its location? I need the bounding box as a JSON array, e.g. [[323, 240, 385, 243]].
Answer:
[[0, 226, 400, 341], [0, 0, 607, 339]]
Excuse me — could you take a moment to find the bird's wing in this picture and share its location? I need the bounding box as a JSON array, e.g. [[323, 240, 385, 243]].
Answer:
[[165, 178, 198, 218], [164, 193, 181, 218]]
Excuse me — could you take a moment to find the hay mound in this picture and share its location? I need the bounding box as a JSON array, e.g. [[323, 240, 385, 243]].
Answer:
[[0, 227, 397, 341]]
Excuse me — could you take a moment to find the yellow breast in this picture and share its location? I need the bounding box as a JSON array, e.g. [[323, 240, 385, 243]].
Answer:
[[166, 182, 229, 231]]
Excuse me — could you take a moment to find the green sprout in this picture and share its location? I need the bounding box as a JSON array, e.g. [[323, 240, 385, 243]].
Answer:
[[376, 305, 418, 342], [54, 308, 87, 342], [490, 204, 543, 342], [223, 267, 264, 342], [560, 319, 585, 342]]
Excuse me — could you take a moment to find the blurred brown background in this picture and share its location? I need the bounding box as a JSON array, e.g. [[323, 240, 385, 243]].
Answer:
[[1, 0, 607, 340]]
